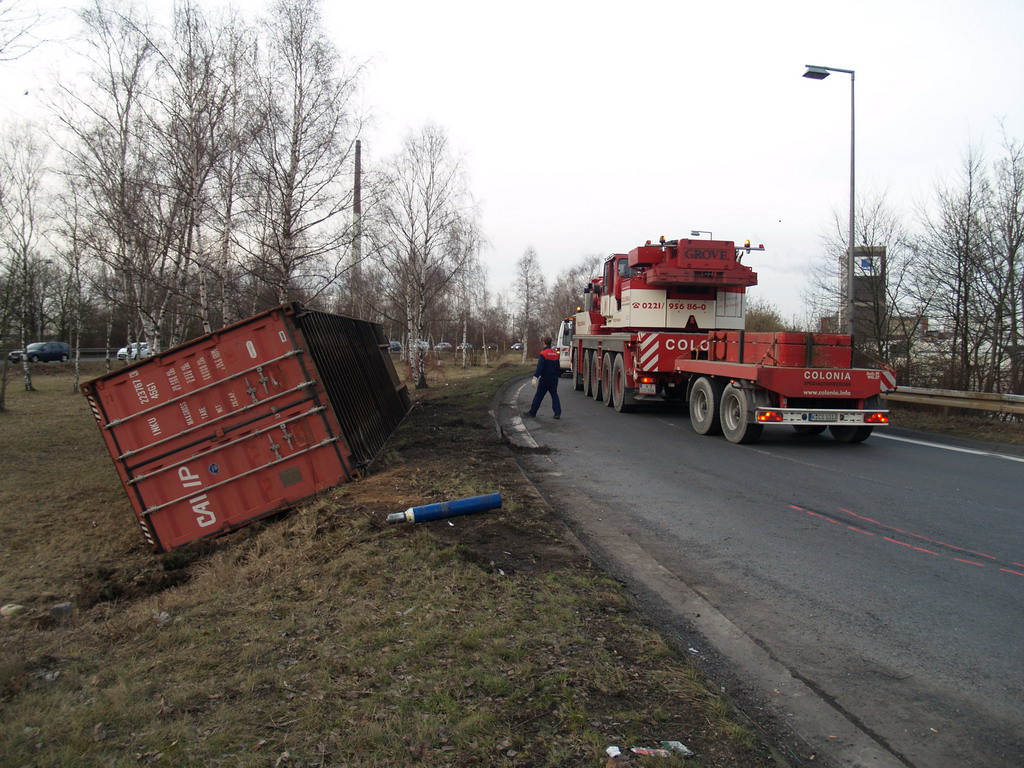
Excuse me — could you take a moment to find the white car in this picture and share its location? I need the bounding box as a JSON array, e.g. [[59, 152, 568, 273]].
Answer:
[[117, 342, 151, 361]]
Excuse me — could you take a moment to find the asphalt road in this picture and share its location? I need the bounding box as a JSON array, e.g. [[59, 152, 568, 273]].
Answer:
[[505, 377, 1024, 768]]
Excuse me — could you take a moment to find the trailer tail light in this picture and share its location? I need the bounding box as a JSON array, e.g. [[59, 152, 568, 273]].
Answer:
[[639, 376, 656, 384], [865, 412, 889, 424], [756, 410, 784, 422]]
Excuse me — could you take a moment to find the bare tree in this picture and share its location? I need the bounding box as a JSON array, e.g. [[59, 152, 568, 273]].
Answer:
[[370, 124, 480, 388], [150, 0, 234, 337], [0, 0, 43, 61], [53, 0, 167, 352], [210, 9, 260, 327], [514, 246, 546, 364], [919, 147, 991, 390], [802, 191, 930, 375], [50, 182, 94, 390], [451, 258, 486, 368], [240, 0, 363, 306], [544, 254, 601, 338], [0, 121, 51, 394], [744, 297, 789, 332], [987, 128, 1024, 393]]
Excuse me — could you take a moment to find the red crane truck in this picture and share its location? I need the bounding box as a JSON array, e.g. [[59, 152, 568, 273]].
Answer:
[[570, 236, 897, 444]]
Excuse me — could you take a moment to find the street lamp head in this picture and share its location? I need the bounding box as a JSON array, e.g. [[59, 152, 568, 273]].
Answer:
[[803, 65, 830, 80]]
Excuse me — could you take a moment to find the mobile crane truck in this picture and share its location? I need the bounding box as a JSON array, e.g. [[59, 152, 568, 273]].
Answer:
[[570, 236, 897, 444]]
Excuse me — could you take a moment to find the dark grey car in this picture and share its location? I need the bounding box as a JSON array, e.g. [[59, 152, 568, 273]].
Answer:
[[8, 342, 71, 363]]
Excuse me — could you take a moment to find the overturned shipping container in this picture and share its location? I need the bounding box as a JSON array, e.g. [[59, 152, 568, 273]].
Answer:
[[82, 304, 412, 552]]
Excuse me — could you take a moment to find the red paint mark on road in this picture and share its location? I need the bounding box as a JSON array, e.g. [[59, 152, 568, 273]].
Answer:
[[790, 504, 1022, 580], [839, 507, 998, 561], [885, 537, 913, 548]]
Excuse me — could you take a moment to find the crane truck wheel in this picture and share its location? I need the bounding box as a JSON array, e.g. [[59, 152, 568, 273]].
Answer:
[[573, 350, 585, 391], [583, 351, 594, 397], [793, 425, 827, 436], [590, 352, 603, 401], [829, 425, 874, 443], [720, 383, 764, 444], [612, 354, 636, 413], [689, 376, 724, 435], [602, 354, 615, 407]]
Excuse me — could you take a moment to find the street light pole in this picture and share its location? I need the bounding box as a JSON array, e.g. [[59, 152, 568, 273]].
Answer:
[[803, 64, 856, 339]]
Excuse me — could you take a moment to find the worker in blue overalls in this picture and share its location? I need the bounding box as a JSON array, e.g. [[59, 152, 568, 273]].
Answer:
[[524, 336, 562, 420]]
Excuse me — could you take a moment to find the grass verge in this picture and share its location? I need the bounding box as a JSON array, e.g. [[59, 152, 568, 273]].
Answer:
[[1, 359, 772, 767]]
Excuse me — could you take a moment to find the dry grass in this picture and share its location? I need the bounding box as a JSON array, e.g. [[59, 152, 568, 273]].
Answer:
[[889, 403, 1023, 446], [0, 357, 772, 767]]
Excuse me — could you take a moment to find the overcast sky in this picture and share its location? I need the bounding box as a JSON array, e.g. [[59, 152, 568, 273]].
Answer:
[[5, 0, 1024, 320]]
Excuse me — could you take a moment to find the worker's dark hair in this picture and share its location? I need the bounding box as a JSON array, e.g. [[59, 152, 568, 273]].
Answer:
[[543, 336, 552, 346]]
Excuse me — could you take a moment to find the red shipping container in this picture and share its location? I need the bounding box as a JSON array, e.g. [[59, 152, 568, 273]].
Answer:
[[82, 304, 411, 552]]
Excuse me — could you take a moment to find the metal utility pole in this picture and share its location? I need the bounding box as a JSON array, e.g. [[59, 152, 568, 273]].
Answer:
[[350, 139, 363, 317], [803, 64, 856, 339]]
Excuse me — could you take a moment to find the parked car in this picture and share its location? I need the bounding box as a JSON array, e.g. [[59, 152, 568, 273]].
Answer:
[[434, 341, 453, 351], [456, 343, 473, 351], [8, 341, 71, 363], [388, 340, 403, 352], [511, 342, 524, 351], [117, 342, 150, 362]]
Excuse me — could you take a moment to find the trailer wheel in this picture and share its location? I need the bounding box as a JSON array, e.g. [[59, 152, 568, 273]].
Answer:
[[573, 350, 585, 391], [689, 376, 724, 435], [720, 383, 763, 444], [793, 425, 827, 436], [602, 354, 615, 407], [829, 425, 874, 443], [589, 352, 603, 401], [612, 354, 636, 413]]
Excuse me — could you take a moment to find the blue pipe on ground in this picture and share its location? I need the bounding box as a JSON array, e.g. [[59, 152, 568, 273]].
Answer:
[[387, 493, 502, 524]]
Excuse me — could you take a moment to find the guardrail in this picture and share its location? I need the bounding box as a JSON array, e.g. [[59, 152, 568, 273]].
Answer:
[[883, 386, 1024, 416]]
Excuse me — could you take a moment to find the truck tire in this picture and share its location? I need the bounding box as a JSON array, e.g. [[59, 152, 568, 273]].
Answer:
[[583, 351, 594, 397], [720, 383, 764, 444], [689, 376, 724, 435], [573, 350, 585, 391], [612, 354, 636, 413], [602, 354, 614, 407], [829, 425, 873, 443], [589, 352, 603, 401], [793, 425, 826, 436]]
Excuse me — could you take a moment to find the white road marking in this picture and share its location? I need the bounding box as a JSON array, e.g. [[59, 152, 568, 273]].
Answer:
[[877, 432, 1024, 464]]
